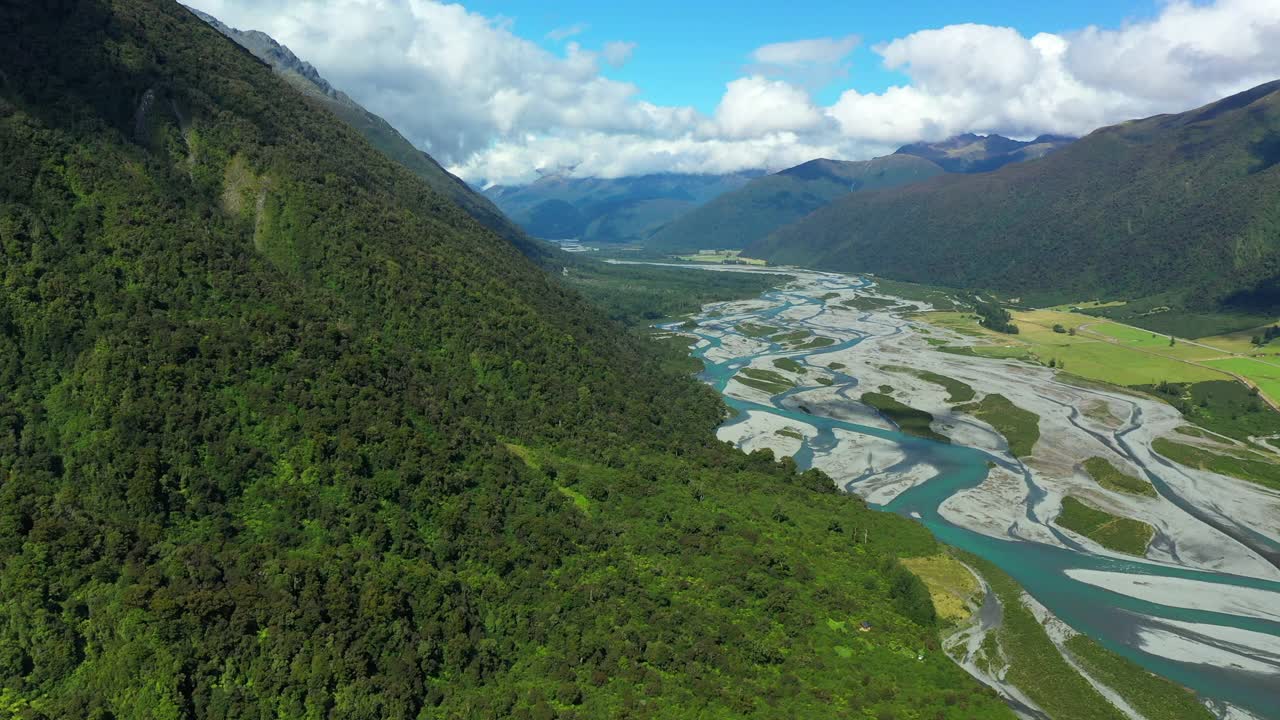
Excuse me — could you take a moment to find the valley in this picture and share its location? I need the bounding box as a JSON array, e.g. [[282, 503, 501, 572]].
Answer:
[[653, 264, 1280, 719]]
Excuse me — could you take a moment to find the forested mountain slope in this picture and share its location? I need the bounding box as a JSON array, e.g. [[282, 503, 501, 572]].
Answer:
[[750, 81, 1280, 309], [484, 170, 763, 243], [0, 2, 1009, 718], [894, 133, 1073, 173], [189, 7, 545, 261], [646, 155, 944, 252]]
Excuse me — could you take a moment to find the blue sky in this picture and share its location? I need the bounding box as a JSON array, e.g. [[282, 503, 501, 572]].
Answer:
[[464, 0, 1165, 111], [192, 0, 1280, 184]]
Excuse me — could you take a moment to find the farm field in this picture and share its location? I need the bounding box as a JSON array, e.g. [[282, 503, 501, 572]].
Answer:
[[920, 311, 1230, 386], [1084, 322, 1225, 360], [1203, 358, 1280, 404], [1199, 324, 1280, 358], [675, 249, 768, 265]]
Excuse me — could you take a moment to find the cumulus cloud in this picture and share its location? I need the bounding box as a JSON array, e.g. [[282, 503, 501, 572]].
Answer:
[[601, 41, 637, 68], [713, 77, 827, 139], [188, 0, 1280, 185], [828, 0, 1280, 145]]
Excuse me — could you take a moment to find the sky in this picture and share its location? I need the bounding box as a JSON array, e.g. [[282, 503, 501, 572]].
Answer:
[[188, 0, 1280, 185]]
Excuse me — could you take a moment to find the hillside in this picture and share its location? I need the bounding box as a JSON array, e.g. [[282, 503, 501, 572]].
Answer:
[[894, 133, 1073, 173], [646, 155, 944, 253], [190, 8, 542, 260], [750, 81, 1280, 321], [484, 171, 763, 243], [0, 2, 1009, 718]]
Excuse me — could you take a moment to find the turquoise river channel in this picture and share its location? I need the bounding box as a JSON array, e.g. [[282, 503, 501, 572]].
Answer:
[[663, 271, 1280, 718]]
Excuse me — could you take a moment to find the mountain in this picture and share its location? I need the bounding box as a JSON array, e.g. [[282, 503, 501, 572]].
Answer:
[[646, 154, 945, 253], [0, 1, 1009, 717], [484, 170, 764, 243], [894, 133, 1074, 173], [190, 7, 543, 259], [748, 80, 1280, 316]]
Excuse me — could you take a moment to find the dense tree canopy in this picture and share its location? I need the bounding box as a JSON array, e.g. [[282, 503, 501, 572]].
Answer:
[[0, 2, 1011, 718]]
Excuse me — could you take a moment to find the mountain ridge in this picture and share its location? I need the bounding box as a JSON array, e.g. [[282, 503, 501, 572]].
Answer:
[[893, 132, 1074, 173], [747, 79, 1280, 320], [0, 2, 1009, 717], [485, 170, 765, 243], [646, 154, 945, 252], [190, 7, 547, 260]]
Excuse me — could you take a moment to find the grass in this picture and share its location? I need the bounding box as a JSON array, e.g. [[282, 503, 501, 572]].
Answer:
[[1054, 497, 1154, 556], [899, 554, 978, 624], [1203, 357, 1280, 404], [507, 444, 591, 513], [742, 368, 791, 385], [738, 322, 780, 338], [736, 368, 794, 395], [1047, 300, 1128, 312], [828, 362, 846, 370], [793, 337, 835, 350], [860, 392, 949, 443], [954, 394, 1040, 457], [1079, 299, 1272, 339], [776, 428, 804, 440], [921, 312, 991, 339], [1063, 635, 1215, 720], [1153, 438, 1280, 492], [1139, 380, 1280, 442], [773, 358, 806, 374], [1083, 457, 1155, 496], [770, 330, 810, 343], [918, 311, 1233, 386], [841, 295, 901, 311], [872, 278, 967, 311], [1199, 322, 1280, 357], [1086, 323, 1223, 361], [676, 249, 768, 265], [556, 485, 591, 514], [881, 365, 975, 403], [957, 553, 1129, 720]]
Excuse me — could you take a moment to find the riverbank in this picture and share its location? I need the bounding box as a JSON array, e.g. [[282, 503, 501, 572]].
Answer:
[[666, 266, 1280, 719]]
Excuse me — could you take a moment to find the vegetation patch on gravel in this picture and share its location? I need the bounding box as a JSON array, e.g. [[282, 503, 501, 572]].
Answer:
[[954, 394, 1041, 458], [1054, 497, 1154, 556], [881, 365, 976, 403], [861, 393, 950, 443], [1153, 438, 1280, 492], [1083, 457, 1155, 497]]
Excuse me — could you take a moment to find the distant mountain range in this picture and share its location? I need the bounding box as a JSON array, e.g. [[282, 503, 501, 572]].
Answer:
[[646, 155, 946, 252], [483, 171, 764, 243], [894, 133, 1074, 173], [190, 8, 546, 259], [644, 133, 1072, 253], [746, 80, 1280, 319]]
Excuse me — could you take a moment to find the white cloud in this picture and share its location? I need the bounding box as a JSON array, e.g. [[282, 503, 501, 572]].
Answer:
[[187, 0, 1280, 186], [714, 76, 827, 139], [752, 35, 860, 66], [601, 41, 636, 68], [1065, 0, 1280, 104], [830, 1, 1280, 145]]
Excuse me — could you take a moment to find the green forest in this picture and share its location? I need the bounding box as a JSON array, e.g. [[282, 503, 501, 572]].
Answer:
[[0, 2, 1011, 718]]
